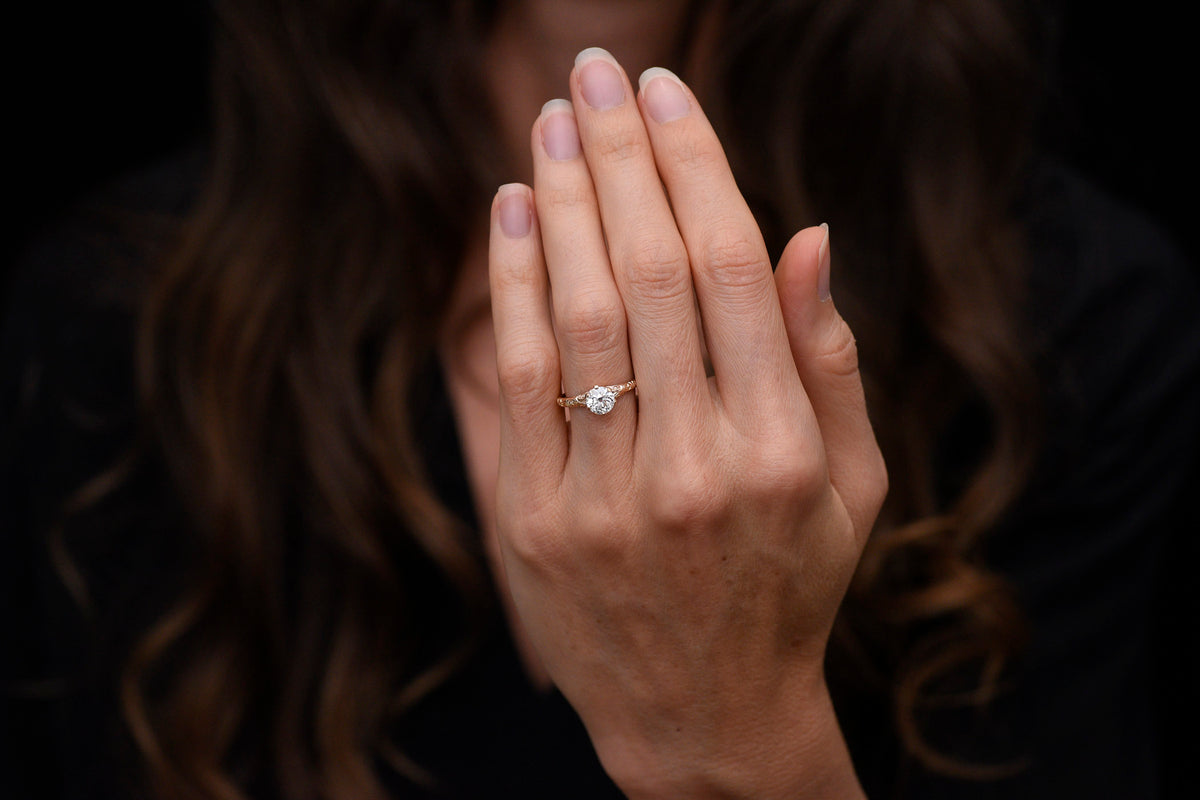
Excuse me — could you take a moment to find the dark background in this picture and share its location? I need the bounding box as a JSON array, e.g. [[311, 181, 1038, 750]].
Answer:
[[2, 2, 1195, 795], [5, 1, 1197, 280]]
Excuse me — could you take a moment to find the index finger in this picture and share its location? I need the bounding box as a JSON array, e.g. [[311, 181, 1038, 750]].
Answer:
[[637, 68, 803, 422]]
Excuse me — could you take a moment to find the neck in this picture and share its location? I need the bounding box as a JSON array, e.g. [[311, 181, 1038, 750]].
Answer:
[[483, 0, 697, 185]]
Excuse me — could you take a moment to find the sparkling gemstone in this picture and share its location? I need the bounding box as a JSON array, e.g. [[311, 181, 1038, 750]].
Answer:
[[584, 385, 617, 415]]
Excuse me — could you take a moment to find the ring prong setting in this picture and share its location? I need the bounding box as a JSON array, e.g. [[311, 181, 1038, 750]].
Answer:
[[585, 385, 617, 415]]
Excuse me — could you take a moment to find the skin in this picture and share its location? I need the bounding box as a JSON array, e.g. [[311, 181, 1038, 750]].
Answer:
[[443, 3, 888, 796], [443, 0, 715, 690]]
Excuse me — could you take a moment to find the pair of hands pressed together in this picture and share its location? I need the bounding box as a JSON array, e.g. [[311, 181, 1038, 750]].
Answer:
[[487, 48, 886, 798]]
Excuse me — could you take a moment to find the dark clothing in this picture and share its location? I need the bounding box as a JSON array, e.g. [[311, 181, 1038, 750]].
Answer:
[[3, 154, 1198, 799]]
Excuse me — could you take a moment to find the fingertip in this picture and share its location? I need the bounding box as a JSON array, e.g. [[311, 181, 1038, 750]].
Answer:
[[776, 224, 827, 300], [495, 183, 534, 239], [495, 181, 532, 204], [573, 47, 628, 111], [638, 67, 691, 125], [637, 66, 682, 93], [574, 46, 617, 71], [541, 98, 575, 118], [538, 100, 582, 161]]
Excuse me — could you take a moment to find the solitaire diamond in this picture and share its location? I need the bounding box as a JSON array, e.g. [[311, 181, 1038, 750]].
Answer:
[[556, 378, 635, 413], [584, 385, 617, 415]]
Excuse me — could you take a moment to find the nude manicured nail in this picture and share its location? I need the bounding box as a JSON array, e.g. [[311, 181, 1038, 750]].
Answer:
[[498, 186, 531, 239], [576, 48, 625, 111], [817, 222, 831, 302], [639, 68, 690, 124], [541, 99, 581, 161]]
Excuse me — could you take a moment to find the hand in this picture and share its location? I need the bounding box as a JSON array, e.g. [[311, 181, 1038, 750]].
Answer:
[[488, 48, 886, 798]]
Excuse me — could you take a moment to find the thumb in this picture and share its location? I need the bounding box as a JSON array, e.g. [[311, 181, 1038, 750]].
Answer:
[[775, 224, 887, 542]]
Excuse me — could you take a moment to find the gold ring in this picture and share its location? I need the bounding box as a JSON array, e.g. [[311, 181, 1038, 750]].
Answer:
[[557, 380, 637, 415]]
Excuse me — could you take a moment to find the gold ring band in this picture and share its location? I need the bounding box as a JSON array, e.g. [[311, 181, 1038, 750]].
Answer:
[[557, 380, 637, 415]]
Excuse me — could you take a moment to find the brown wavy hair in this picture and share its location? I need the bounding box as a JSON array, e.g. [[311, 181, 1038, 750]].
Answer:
[[111, 0, 1041, 796]]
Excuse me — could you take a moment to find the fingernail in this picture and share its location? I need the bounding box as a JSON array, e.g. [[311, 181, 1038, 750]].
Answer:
[[639, 68, 690, 124], [817, 223, 831, 302], [540, 99, 580, 161], [498, 186, 531, 239], [576, 48, 625, 111]]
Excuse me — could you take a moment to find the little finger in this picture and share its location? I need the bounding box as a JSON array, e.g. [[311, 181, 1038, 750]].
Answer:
[[489, 184, 568, 499]]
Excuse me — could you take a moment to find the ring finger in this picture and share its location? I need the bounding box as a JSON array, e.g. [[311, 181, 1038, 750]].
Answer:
[[533, 99, 637, 470]]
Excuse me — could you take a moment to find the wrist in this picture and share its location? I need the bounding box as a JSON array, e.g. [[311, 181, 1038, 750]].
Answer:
[[599, 670, 866, 800]]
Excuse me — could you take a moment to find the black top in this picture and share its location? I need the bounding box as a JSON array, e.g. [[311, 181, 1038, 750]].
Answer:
[[3, 154, 1198, 799]]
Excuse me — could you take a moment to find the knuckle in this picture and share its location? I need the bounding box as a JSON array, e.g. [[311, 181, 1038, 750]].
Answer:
[[621, 238, 692, 300], [490, 259, 541, 296], [572, 506, 632, 564], [593, 126, 648, 163], [812, 318, 861, 378], [556, 291, 626, 355], [498, 499, 565, 570], [539, 182, 593, 214], [645, 464, 723, 531], [496, 344, 559, 404], [508, 525, 569, 574], [549, 489, 635, 565], [702, 233, 770, 289], [755, 445, 827, 500], [671, 136, 725, 172], [785, 450, 828, 495]]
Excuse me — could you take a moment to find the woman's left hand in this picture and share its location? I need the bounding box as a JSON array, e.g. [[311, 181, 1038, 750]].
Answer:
[[488, 48, 886, 799]]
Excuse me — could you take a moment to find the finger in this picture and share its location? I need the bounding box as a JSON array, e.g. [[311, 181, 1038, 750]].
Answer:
[[569, 48, 709, 431], [637, 67, 800, 422], [775, 225, 887, 543], [532, 99, 636, 468], [489, 183, 568, 496]]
